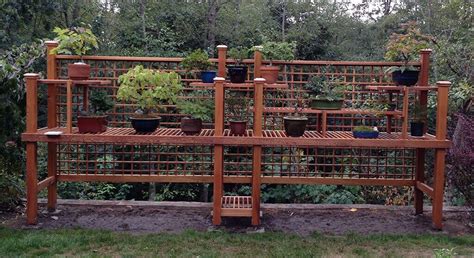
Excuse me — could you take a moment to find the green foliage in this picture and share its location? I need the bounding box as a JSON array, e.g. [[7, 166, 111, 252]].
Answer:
[[412, 101, 428, 123], [117, 65, 183, 114], [434, 248, 457, 258], [181, 49, 213, 71], [227, 46, 250, 65], [226, 92, 248, 121], [262, 185, 364, 204], [384, 21, 432, 73], [176, 98, 214, 122], [50, 24, 98, 61], [259, 41, 297, 65], [353, 126, 376, 132], [304, 75, 345, 101], [87, 90, 114, 115]]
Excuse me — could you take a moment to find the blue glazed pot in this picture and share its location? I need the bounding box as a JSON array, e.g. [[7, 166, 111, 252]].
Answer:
[[353, 131, 379, 139], [130, 117, 161, 133], [201, 71, 216, 83]]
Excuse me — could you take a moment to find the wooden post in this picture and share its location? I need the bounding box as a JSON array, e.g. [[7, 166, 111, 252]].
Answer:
[[25, 73, 39, 224], [66, 80, 73, 133], [401, 86, 409, 139], [213, 77, 225, 225], [253, 46, 263, 79], [432, 81, 450, 229], [217, 45, 227, 78], [252, 78, 265, 225], [45, 41, 58, 211]]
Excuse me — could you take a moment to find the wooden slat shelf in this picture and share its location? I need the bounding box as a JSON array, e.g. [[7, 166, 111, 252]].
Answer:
[[189, 82, 288, 89], [263, 107, 402, 116], [221, 196, 252, 217], [365, 85, 438, 91], [22, 127, 451, 148]]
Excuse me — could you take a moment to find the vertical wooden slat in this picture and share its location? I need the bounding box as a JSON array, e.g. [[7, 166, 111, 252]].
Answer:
[[66, 80, 73, 133], [401, 86, 409, 139], [46, 41, 59, 211], [213, 77, 225, 225], [25, 74, 39, 133], [435, 81, 450, 140], [26, 143, 38, 225], [253, 46, 262, 79], [217, 45, 227, 78], [252, 78, 264, 225]]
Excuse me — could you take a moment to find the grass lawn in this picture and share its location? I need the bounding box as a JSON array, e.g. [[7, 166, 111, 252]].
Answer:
[[0, 227, 472, 257]]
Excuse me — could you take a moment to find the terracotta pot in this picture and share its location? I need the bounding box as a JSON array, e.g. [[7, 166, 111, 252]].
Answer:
[[283, 116, 308, 137], [130, 116, 161, 133], [260, 65, 279, 84], [68, 63, 91, 80], [229, 120, 247, 135], [391, 70, 419, 86], [181, 117, 203, 135], [77, 115, 107, 133]]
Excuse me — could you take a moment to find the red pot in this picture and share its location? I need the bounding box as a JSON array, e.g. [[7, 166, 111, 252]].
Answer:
[[260, 65, 279, 84], [229, 120, 247, 135], [77, 115, 107, 133], [181, 117, 203, 135], [68, 63, 91, 80]]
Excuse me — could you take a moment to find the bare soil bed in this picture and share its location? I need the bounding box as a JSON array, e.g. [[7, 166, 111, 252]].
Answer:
[[2, 200, 472, 236]]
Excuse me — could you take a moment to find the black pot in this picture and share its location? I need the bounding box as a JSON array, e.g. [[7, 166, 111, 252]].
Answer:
[[283, 116, 308, 137], [227, 65, 248, 83], [130, 116, 161, 133], [229, 120, 247, 135], [392, 70, 420, 86], [410, 122, 424, 136], [181, 117, 202, 135]]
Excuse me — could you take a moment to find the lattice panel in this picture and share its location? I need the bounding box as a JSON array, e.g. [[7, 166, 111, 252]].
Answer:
[[262, 147, 416, 179], [57, 143, 214, 176], [223, 146, 253, 177]]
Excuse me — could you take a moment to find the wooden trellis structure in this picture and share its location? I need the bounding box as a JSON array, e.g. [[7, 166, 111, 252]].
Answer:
[[22, 42, 451, 229]]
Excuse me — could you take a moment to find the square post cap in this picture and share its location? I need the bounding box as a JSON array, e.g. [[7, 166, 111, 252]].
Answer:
[[254, 78, 266, 83], [217, 45, 227, 49], [214, 77, 225, 81], [24, 73, 40, 78], [436, 81, 451, 87], [420, 49, 432, 54], [45, 41, 59, 47]]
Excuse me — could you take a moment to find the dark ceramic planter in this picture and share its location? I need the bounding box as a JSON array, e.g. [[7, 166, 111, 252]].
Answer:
[[391, 70, 420, 86], [130, 116, 161, 133], [68, 63, 91, 80], [310, 98, 344, 110], [77, 115, 107, 133], [353, 130, 379, 139], [201, 71, 216, 83], [229, 120, 247, 135], [410, 122, 424, 136], [227, 65, 248, 83], [284, 116, 308, 137], [181, 117, 203, 135]]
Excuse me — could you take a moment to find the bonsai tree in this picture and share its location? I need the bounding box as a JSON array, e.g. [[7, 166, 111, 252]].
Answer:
[[77, 90, 114, 133], [227, 46, 250, 83], [228, 47, 249, 66], [117, 65, 183, 132], [384, 22, 432, 85], [181, 49, 215, 83], [304, 74, 346, 110], [258, 41, 297, 84], [227, 92, 248, 135], [50, 23, 99, 80], [51, 24, 98, 63], [410, 100, 428, 136], [176, 92, 214, 134]]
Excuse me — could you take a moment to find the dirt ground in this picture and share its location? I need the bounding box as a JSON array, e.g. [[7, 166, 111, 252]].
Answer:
[[1, 200, 472, 236]]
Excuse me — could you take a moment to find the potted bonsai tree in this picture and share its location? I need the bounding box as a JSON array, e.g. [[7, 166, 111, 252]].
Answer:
[[411, 100, 427, 137], [78, 90, 114, 133], [181, 49, 216, 83], [384, 21, 432, 86], [227, 91, 248, 135], [352, 96, 385, 139], [259, 41, 296, 84], [51, 24, 98, 80], [227, 47, 249, 83], [353, 125, 379, 139], [176, 92, 214, 135], [117, 65, 182, 133], [284, 98, 308, 137], [304, 74, 346, 110]]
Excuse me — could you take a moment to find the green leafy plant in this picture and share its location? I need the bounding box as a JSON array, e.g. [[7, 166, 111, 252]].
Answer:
[[81, 90, 114, 116], [181, 49, 213, 71], [50, 24, 98, 62], [304, 75, 345, 101], [384, 21, 432, 73], [412, 100, 428, 123], [176, 97, 214, 121], [353, 125, 376, 132], [117, 65, 183, 116], [228, 47, 250, 66], [227, 92, 248, 121], [259, 41, 297, 65]]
